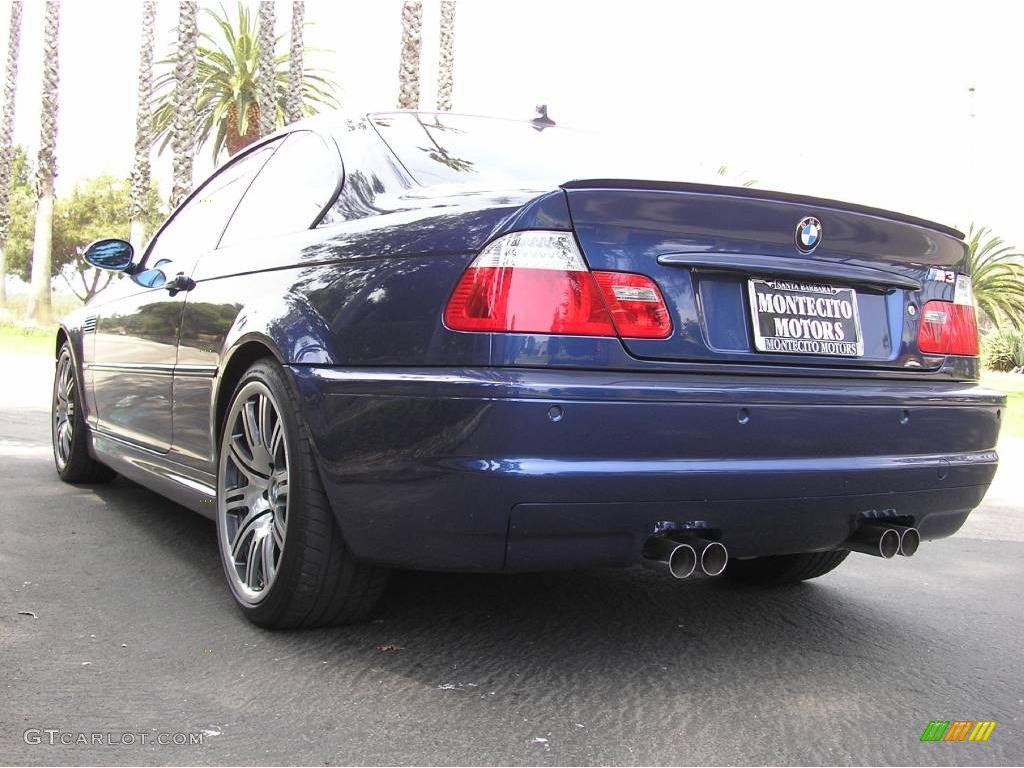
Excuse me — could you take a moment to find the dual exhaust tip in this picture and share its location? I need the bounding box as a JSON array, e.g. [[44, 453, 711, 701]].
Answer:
[[642, 535, 728, 579], [846, 522, 920, 559], [642, 521, 919, 578]]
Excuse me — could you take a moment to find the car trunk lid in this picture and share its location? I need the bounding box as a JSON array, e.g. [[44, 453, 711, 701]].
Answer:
[[562, 180, 968, 372]]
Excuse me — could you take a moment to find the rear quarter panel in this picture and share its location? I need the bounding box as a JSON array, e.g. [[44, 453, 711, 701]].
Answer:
[[171, 188, 566, 470]]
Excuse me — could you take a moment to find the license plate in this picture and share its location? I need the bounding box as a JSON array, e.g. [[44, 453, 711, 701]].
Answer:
[[747, 278, 864, 357]]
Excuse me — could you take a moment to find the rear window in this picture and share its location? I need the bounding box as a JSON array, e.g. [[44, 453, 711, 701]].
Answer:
[[367, 112, 609, 188], [366, 112, 744, 190]]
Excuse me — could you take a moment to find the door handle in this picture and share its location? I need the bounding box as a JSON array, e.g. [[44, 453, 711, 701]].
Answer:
[[166, 273, 195, 296]]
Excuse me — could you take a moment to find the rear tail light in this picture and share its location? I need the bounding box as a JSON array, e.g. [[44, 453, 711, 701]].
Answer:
[[444, 231, 672, 339], [917, 274, 979, 356], [591, 271, 674, 338]]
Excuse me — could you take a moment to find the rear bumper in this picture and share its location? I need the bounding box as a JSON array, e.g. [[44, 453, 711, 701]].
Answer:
[[291, 366, 1003, 571]]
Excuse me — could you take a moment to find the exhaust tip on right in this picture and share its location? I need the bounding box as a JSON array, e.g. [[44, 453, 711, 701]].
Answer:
[[898, 527, 920, 557], [700, 541, 729, 577]]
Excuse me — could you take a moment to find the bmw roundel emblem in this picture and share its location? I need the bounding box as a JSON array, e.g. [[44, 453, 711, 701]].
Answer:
[[796, 216, 822, 252]]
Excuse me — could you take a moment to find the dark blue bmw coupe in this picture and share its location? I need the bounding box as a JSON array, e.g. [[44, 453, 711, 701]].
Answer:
[[53, 112, 1004, 627]]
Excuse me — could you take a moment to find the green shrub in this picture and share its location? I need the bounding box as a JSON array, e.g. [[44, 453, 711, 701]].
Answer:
[[982, 329, 1024, 371]]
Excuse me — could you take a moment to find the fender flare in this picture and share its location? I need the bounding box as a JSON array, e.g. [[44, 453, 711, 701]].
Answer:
[[209, 292, 337, 441]]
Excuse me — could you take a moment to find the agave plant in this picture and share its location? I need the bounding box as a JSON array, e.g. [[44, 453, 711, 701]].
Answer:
[[152, 2, 339, 161], [964, 224, 1024, 331]]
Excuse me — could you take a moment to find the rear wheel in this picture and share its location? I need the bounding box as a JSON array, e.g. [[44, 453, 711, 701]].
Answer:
[[216, 358, 388, 628], [722, 550, 850, 586], [52, 344, 116, 484]]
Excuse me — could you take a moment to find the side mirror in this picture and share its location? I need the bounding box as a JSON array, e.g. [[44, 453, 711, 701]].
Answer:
[[132, 264, 195, 295], [83, 238, 134, 272], [133, 267, 167, 289]]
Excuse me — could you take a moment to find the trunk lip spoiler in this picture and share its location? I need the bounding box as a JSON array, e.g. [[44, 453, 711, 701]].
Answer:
[[657, 252, 922, 291], [559, 178, 964, 240]]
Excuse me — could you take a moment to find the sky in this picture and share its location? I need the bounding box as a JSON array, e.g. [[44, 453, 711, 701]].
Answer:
[[2, 0, 1023, 248]]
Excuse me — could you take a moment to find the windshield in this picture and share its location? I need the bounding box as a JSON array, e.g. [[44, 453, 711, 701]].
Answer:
[[367, 112, 718, 189]]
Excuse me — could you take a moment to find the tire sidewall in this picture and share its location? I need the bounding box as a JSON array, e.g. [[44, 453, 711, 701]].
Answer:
[[216, 360, 308, 625], [53, 345, 88, 479]]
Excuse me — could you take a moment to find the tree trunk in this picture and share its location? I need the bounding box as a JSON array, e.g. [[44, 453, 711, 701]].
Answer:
[[63, 265, 112, 304], [129, 0, 156, 254], [436, 1, 455, 111], [285, 1, 304, 124], [0, 1, 24, 308], [27, 0, 60, 325], [28, 191, 54, 322], [128, 219, 147, 254], [257, 1, 276, 137], [397, 1, 422, 110], [170, 1, 198, 210], [226, 101, 262, 156]]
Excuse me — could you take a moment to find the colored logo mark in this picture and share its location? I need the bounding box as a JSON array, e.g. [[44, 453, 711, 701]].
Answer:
[[795, 216, 822, 253], [920, 720, 997, 742]]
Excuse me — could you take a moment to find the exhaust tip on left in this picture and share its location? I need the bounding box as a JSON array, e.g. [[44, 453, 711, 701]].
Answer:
[[846, 524, 901, 559], [667, 543, 698, 579], [641, 537, 697, 579]]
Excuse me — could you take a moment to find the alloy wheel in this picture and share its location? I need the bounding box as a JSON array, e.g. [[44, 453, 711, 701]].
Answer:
[[218, 381, 290, 605], [53, 352, 76, 470]]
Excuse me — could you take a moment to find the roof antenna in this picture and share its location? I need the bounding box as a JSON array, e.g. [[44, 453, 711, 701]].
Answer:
[[530, 104, 555, 131]]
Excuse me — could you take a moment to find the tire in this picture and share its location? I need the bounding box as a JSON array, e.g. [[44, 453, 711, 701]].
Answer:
[[52, 343, 116, 484], [722, 549, 850, 586], [215, 358, 388, 629]]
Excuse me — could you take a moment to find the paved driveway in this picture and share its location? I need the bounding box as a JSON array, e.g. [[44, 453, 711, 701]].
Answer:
[[1, 351, 1021, 766]]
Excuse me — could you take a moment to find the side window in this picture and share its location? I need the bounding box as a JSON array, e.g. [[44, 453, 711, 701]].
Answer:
[[145, 142, 279, 273], [219, 131, 340, 249]]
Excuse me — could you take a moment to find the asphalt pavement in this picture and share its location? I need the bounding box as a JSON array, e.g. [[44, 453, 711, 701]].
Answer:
[[1, 351, 1022, 766]]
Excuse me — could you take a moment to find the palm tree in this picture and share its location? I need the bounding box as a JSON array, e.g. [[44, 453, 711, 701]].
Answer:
[[435, 1, 455, 111], [27, 0, 60, 324], [285, 1, 304, 124], [397, 1, 422, 109], [964, 224, 1024, 331], [129, 0, 157, 252], [715, 163, 757, 188], [152, 3, 338, 161], [256, 1, 276, 137], [170, 0, 199, 210], [0, 0, 23, 308]]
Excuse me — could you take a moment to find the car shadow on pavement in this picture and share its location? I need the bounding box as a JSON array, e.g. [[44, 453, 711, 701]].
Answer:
[[84, 471, 926, 692], [10, 427, 1021, 765], [22, 461, 1021, 766]]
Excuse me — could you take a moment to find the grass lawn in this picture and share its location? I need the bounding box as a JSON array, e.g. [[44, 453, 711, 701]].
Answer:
[[0, 296, 81, 357], [982, 370, 1024, 441], [0, 323, 56, 356]]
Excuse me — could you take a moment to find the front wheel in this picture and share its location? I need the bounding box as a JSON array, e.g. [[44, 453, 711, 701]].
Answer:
[[722, 550, 850, 586], [52, 344, 115, 484], [216, 359, 388, 628]]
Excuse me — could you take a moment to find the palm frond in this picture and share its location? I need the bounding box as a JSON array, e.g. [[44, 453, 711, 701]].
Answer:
[[963, 222, 1024, 331], [151, 1, 340, 161]]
